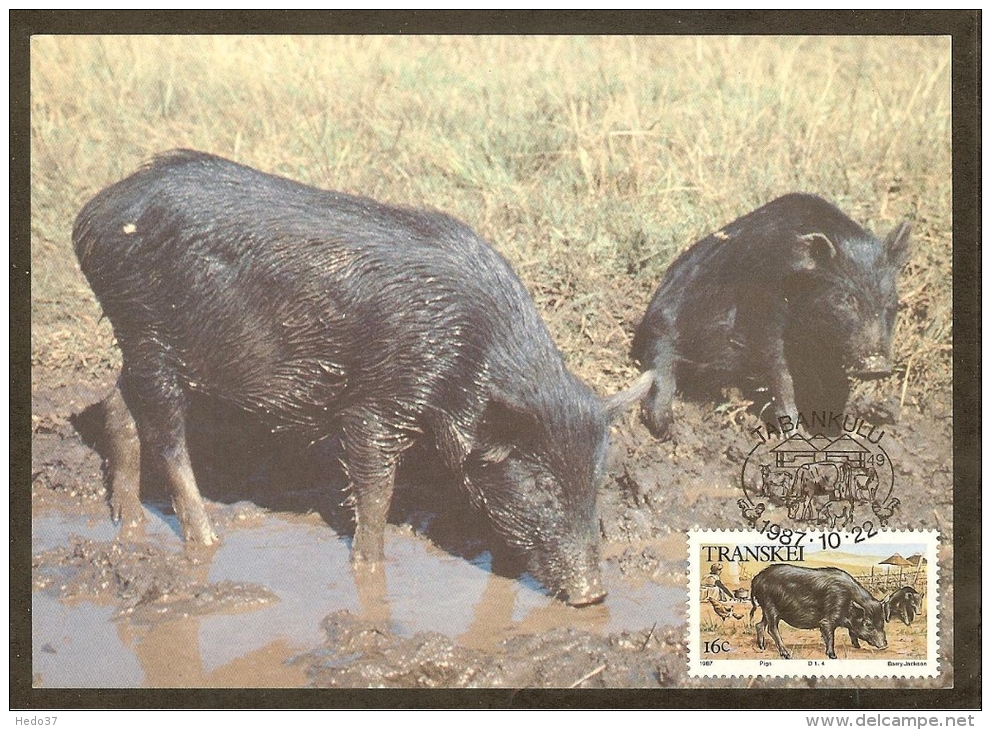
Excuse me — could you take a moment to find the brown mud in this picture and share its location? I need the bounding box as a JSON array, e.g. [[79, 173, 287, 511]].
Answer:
[[30, 369, 953, 689]]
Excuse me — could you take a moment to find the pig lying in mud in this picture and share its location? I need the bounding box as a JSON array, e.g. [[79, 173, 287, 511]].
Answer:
[[631, 193, 912, 439], [73, 150, 651, 606]]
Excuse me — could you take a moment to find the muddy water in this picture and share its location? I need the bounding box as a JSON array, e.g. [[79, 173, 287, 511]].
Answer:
[[32, 507, 682, 688]]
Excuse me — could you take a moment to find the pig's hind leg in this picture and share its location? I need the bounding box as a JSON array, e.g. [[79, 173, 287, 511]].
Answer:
[[755, 612, 768, 651], [763, 609, 792, 659], [103, 382, 144, 534], [118, 340, 217, 546]]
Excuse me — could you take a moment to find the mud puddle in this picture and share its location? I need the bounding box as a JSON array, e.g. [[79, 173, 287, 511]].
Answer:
[[32, 505, 682, 688], [30, 375, 952, 689]]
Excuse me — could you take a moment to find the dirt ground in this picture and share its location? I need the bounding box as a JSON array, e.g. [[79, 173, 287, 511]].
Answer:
[[29, 363, 953, 690], [698, 601, 930, 662]]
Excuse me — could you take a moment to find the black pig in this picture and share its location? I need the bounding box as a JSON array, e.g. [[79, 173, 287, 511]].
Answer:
[[883, 585, 923, 625], [631, 193, 912, 438], [749, 564, 889, 659], [73, 150, 652, 606]]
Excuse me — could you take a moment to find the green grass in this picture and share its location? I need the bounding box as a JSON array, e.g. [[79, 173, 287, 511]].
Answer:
[[31, 35, 952, 408]]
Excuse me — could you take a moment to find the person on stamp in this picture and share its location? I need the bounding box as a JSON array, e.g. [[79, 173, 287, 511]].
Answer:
[[701, 563, 734, 602]]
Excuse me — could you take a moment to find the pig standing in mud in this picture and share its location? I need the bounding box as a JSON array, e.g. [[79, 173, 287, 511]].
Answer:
[[750, 564, 890, 659], [73, 150, 651, 606], [631, 193, 912, 439]]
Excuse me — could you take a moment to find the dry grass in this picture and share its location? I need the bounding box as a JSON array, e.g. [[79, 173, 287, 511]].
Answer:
[[30, 35, 952, 407]]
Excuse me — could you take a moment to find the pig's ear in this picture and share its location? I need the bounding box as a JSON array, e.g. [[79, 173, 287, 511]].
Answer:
[[884, 220, 912, 269], [850, 601, 867, 622], [790, 232, 837, 271], [601, 370, 654, 423], [880, 593, 893, 622], [475, 388, 538, 462]]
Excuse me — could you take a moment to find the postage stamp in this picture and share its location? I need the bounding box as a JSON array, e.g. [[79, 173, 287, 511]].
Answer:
[[688, 529, 939, 677]]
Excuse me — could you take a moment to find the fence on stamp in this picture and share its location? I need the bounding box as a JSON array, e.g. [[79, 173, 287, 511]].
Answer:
[[856, 563, 928, 596]]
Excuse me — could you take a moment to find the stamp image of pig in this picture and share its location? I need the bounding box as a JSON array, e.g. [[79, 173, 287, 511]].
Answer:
[[884, 585, 924, 626], [749, 564, 890, 659], [631, 193, 912, 439], [73, 150, 652, 606]]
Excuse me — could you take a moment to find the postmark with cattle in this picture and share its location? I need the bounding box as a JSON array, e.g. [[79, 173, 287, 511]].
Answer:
[[688, 529, 938, 677], [736, 416, 899, 535]]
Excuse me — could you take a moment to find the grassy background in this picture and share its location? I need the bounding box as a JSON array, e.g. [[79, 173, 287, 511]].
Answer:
[[30, 35, 952, 411]]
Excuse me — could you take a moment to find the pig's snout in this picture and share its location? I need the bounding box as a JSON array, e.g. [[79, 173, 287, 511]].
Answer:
[[562, 578, 608, 607], [850, 354, 893, 379]]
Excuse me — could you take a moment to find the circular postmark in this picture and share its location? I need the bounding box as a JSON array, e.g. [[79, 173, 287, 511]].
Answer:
[[737, 413, 898, 534]]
